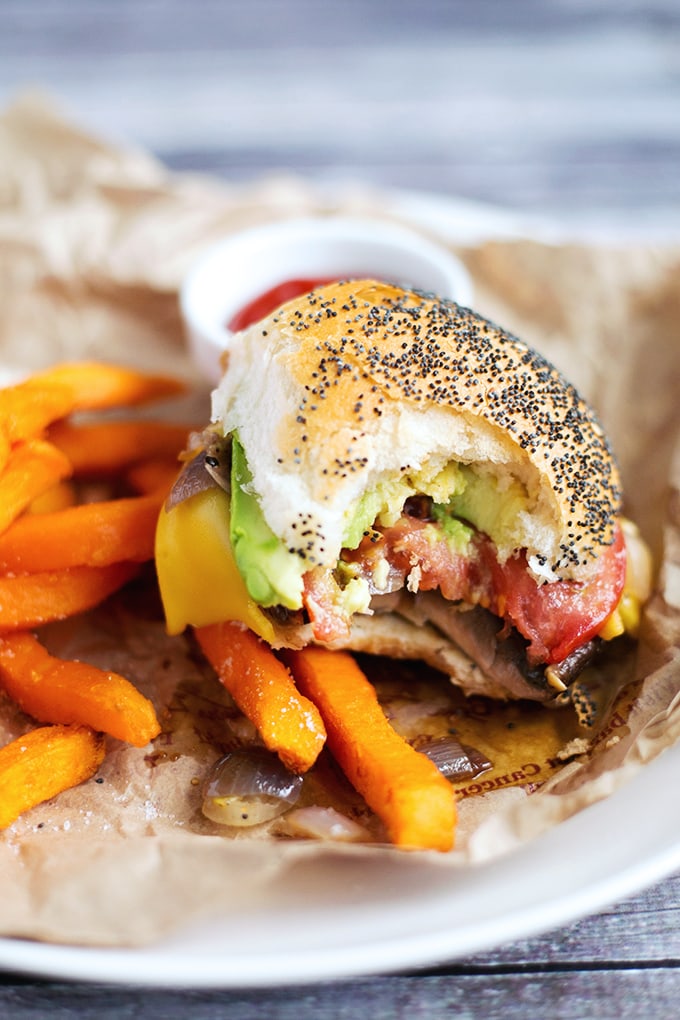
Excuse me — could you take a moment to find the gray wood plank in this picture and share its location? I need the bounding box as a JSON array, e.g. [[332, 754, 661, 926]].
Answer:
[[1, 969, 680, 1020], [0, 0, 677, 232], [459, 872, 680, 968]]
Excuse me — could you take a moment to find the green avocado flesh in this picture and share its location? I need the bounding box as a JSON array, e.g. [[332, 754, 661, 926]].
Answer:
[[444, 466, 529, 554], [230, 437, 305, 609], [229, 441, 529, 608]]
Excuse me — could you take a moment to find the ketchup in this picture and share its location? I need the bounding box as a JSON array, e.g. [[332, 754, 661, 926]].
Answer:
[[227, 277, 337, 332]]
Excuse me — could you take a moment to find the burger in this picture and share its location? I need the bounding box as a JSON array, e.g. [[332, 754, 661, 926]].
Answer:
[[155, 280, 644, 704]]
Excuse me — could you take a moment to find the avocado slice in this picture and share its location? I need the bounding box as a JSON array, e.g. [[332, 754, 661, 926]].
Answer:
[[442, 465, 529, 550], [230, 436, 305, 609]]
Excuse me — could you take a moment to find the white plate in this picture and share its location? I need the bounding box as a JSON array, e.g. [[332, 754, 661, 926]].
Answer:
[[1, 739, 679, 987], [1, 191, 678, 988]]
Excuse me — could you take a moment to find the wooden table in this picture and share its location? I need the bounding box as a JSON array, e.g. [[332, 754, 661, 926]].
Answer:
[[1, 2, 679, 1016]]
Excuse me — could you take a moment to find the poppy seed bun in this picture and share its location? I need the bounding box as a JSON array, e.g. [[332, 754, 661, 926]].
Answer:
[[212, 279, 622, 582]]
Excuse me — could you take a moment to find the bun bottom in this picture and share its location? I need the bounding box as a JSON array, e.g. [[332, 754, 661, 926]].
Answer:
[[269, 596, 563, 702], [329, 600, 558, 702], [337, 617, 532, 701], [339, 614, 507, 696]]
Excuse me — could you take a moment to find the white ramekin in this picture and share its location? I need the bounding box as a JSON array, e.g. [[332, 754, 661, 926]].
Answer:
[[180, 216, 474, 382]]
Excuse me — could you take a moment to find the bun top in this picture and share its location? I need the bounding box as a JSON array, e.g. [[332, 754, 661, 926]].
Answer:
[[211, 280, 622, 582]]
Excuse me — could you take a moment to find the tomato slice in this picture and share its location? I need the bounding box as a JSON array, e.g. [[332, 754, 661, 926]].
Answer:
[[302, 567, 351, 644], [487, 525, 627, 664], [335, 517, 627, 666], [373, 519, 476, 602]]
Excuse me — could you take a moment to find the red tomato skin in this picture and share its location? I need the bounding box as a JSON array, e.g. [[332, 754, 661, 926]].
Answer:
[[489, 525, 627, 664]]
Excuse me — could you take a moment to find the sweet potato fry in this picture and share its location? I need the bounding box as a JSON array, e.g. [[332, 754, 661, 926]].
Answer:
[[126, 458, 182, 497], [0, 562, 138, 631], [0, 724, 105, 829], [26, 480, 77, 515], [0, 632, 160, 747], [194, 622, 326, 773], [285, 648, 457, 852], [0, 363, 183, 450], [48, 420, 191, 475], [25, 361, 185, 411], [0, 439, 73, 535], [0, 494, 162, 572], [0, 429, 10, 474], [1, 382, 74, 445]]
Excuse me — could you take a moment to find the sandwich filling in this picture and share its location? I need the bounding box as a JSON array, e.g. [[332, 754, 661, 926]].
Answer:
[[156, 432, 629, 701], [226, 434, 626, 669]]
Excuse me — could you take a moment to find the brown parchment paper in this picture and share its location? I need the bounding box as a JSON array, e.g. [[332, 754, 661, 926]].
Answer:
[[1, 95, 679, 946]]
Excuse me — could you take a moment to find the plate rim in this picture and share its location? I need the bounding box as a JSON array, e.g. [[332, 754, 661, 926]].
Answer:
[[1, 738, 679, 987]]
